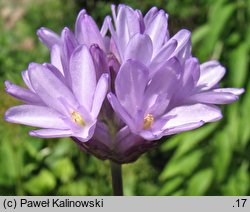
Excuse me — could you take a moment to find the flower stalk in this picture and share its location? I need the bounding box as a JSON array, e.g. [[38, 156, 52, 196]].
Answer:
[[110, 161, 123, 196]]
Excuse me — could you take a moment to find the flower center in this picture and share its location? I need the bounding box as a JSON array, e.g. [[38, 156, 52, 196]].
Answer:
[[71, 111, 85, 126], [143, 114, 154, 129]]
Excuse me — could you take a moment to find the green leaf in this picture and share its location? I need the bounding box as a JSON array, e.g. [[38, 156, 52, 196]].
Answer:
[[24, 169, 56, 195], [200, 3, 236, 60], [213, 132, 232, 182], [159, 177, 184, 195], [160, 150, 203, 180], [186, 168, 214, 195], [240, 82, 250, 148], [226, 103, 240, 148], [58, 180, 88, 195], [191, 24, 210, 46], [172, 189, 185, 196], [173, 123, 218, 159], [49, 158, 76, 183], [229, 42, 249, 87], [160, 134, 183, 152], [24, 138, 44, 160], [222, 162, 249, 195], [0, 139, 17, 186]]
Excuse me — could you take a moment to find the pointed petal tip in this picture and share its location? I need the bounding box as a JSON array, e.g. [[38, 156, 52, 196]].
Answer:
[[28, 63, 44, 75], [36, 27, 61, 49], [102, 73, 110, 81], [213, 88, 245, 96], [29, 131, 38, 137], [79, 9, 86, 15], [90, 43, 101, 51], [4, 108, 18, 123], [107, 92, 113, 100], [4, 80, 11, 89], [4, 81, 16, 94], [105, 15, 112, 22], [73, 43, 89, 54], [188, 57, 199, 64], [236, 88, 245, 95], [61, 27, 71, 35], [36, 27, 46, 36], [76, 9, 86, 19], [180, 29, 191, 36], [168, 56, 180, 63], [210, 109, 223, 122], [4, 111, 10, 122], [28, 62, 40, 70]]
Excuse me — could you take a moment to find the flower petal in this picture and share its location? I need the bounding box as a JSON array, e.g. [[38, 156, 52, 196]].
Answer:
[[197, 61, 226, 90], [69, 45, 96, 110], [182, 57, 200, 89], [94, 122, 113, 148], [124, 33, 153, 65], [107, 93, 135, 129], [101, 16, 110, 36], [50, 45, 64, 74], [150, 39, 177, 68], [73, 121, 97, 142], [124, 6, 141, 36], [28, 63, 77, 113], [75, 11, 104, 49], [170, 29, 191, 63], [21, 69, 34, 92], [5, 81, 42, 104], [139, 116, 172, 140], [91, 74, 109, 118], [164, 103, 222, 129], [43, 63, 66, 84], [90, 44, 109, 80], [37, 27, 61, 49], [115, 5, 140, 53], [164, 121, 205, 136], [144, 58, 180, 116], [212, 88, 245, 96], [108, 24, 122, 60], [190, 91, 239, 104], [115, 60, 149, 117], [5, 105, 69, 129], [30, 129, 72, 138], [60, 28, 78, 86], [145, 10, 169, 56], [144, 7, 159, 26], [136, 10, 145, 33]]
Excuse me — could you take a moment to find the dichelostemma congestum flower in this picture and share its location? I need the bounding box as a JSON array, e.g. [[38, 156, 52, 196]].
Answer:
[[4, 4, 244, 164]]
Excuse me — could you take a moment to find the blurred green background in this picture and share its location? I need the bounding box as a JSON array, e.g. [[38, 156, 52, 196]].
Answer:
[[0, 0, 249, 195]]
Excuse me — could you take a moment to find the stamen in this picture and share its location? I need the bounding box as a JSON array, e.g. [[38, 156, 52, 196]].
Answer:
[[71, 111, 85, 126], [143, 114, 154, 129]]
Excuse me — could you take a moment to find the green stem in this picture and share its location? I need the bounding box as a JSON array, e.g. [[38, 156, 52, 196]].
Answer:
[[110, 161, 123, 196]]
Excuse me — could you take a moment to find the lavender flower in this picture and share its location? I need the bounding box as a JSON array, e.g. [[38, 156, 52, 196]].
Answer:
[[108, 5, 191, 74], [5, 45, 109, 141], [37, 10, 109, 77], [4, 4, 244, 164], [106, 5, 244, 140], [171, 59, 244, 106], [108, 58, 244, 140]]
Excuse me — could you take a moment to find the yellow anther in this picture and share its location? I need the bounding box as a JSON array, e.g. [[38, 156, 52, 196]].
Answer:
[[71, 111, 85, 126], [143, 114, 154, 129]]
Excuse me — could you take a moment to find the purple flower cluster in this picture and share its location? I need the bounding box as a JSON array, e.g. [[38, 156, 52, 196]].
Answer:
[[5, 5, 244, 163]]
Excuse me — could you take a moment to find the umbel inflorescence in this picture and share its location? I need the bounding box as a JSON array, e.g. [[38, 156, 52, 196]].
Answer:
[[5, 5, 244, 164]]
